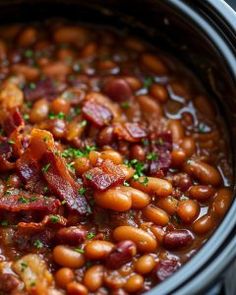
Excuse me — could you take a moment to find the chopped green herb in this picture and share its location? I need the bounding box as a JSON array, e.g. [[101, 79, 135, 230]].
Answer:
[[42, 163, 50, 173], [142, 138, 150, 146], [139, 176, 149, 186], [67, 162, 75, 173], [121, 101, 130, 109], [198, 122, 209, 133], [33, 239, 43, 249], [147, 152, 158, 161], [43, 136, 49, 142], [73, 62, 81, 73], [180, 195, 189, 201], [7, 139, 15, 145], [24, 49, 34, 58], [50, 215, 60, 224], [75, 107, 81, 115], [18, 196, 29, 204], [30, 281, 36, 287], [80, 120, 87, 127], [85, 173, 93, 180], [29, 196, 38, 202], [61, 200, 67, 205], [0, 220, 8, 227], [79, 187, 86, 195], [125, 159, 146, 182], [157, 138, 164, 145], [123, 180, 130, 187], [20, 262, 28, 272], [29, 82, 36, 90], [74, 247, 84, 254], [49, 112, 65, 120], [62, 145, 96, 159], [87, 232, 95, 240], [143, 76, 154, 89], [23, 113, 30, 121]]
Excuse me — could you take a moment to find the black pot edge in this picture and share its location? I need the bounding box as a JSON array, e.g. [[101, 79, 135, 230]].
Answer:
[[146, 1, 236, 294]]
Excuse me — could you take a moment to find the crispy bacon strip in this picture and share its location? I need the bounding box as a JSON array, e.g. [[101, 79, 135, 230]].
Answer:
[[41, 151, 89, 215], [1, 108, 24, 136], [0, 140, 15, 172], [114, 122, 147, 142], [82, 100, 113, 127], [83, 159, 125, 191], [0, 194, 60, 213], [18, 214, 67, 230]]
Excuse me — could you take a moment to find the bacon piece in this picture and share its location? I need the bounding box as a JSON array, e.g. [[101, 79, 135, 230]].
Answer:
[[0, 194, 60, 213], [83, 159, 125, 191], [0, 140, 15, 172], [114, 122, 147, 142], [18, 214, 67, 230], [149, 132, 172, 175], [1, 107, 24, 135], [41, 151, 89, 215], [24, 78, 58, 102], [82, 100, 113, 127]]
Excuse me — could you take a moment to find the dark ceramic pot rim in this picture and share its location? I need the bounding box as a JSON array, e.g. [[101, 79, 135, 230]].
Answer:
[[148, 1, 236, 294]]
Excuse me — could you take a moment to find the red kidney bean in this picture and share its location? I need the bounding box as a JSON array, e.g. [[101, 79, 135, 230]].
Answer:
[[154, 259, 179, 282], [106, 240, 137, 269], [172, 173, 193, 192], [55, 226, 87, 246], [103, 78, 132, 102], [163, 229, 194, 249]]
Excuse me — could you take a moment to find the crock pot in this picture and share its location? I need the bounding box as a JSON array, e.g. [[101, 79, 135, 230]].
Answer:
[[0, 0, 235, 294]]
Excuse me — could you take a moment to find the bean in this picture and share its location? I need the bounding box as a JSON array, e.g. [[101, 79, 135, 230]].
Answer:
[[163, 229, 194, 249], [156, 196, 178, 215], [67, 282, 88, 295], [180, 137, 196, 157], [81, 42, 97, 58], [192, 214, 215, 234], [137, 95, 163, 120], [104, 78, 132, 102], [55, 268, 74, 288], [30, 99, 49, 123], [54, 26, 87, 45], [151, 226, 165, 244], [143, 205, 169, 226], [43, 62, 71, 77], [124, 77, 142, 91], [47, 118, 66, 139], [85, 240, 114, 260], [106, 240, 136, 269], [94, 187, 132, 211], [130, 144, 146, 162], [11, 64, 39, 81], [150, 84, 168, 103], [154, 259, 179, 282], [74, 157, 91, 176], [171, 150, 186, 167], [113, 226, 157, 252], [124, 274, 144, 293], [168, 119, 185, 143], [88, 151, 101, 166], [141, 53, 167, 75], [83, 265, 104, 292], [51, 98, 70, 115], [101, 150, 123, 164], [189, 185, 216, 201], [98, 126, 114, 146], [104, 270, 126, 289], [53, 245, 85, 268], [184, 160, 222, 186], [0, 83, 23, 109], [125, 38, 145, 52], [194, 95, 216, 120], [135, 255, 156, 274], [119, 186, 150, 209], [173, 173, 193, 192], [131, 176, 172, 197], [112, 288, 129, 295], [17, 27, 37, 47], [177, 200, 200, 223], [211, 188, 232, 217], [56, 227, 87, 246], [169, 82, 190, 102]]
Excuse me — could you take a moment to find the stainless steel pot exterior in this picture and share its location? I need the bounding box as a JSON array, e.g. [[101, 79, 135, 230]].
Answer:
[[0, 1, 235, 294]]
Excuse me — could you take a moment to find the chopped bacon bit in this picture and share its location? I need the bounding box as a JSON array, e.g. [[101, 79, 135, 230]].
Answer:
[[82, 100, 113, 127], [114, 122, 147, 142], [41, 151, 90, 215], [0, 140, 15, 172], [83, 159, 125, 191], [149, 132, 172, 175], [18, 214, 67, 230], [2, 108, 24, 136], [0, 194, 60, 213], [24, 78, 58, 102]]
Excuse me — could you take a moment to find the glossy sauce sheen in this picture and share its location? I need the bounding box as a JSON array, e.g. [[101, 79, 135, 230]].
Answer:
[[0, 21, 233, 295]]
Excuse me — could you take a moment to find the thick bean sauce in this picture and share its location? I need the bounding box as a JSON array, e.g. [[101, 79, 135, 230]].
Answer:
[[0, 21, 233, 295]]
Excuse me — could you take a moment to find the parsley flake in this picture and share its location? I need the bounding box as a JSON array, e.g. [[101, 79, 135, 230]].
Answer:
[[121, 101, 130, 109], [147, 152, 158, 161], [143, 76, 154, 89], [33, 239, 43, 249], [87, 232, 95, 240], [42, 163, 50, 173], [74, 247, 84, 254], [50, 215, 60, 223]]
